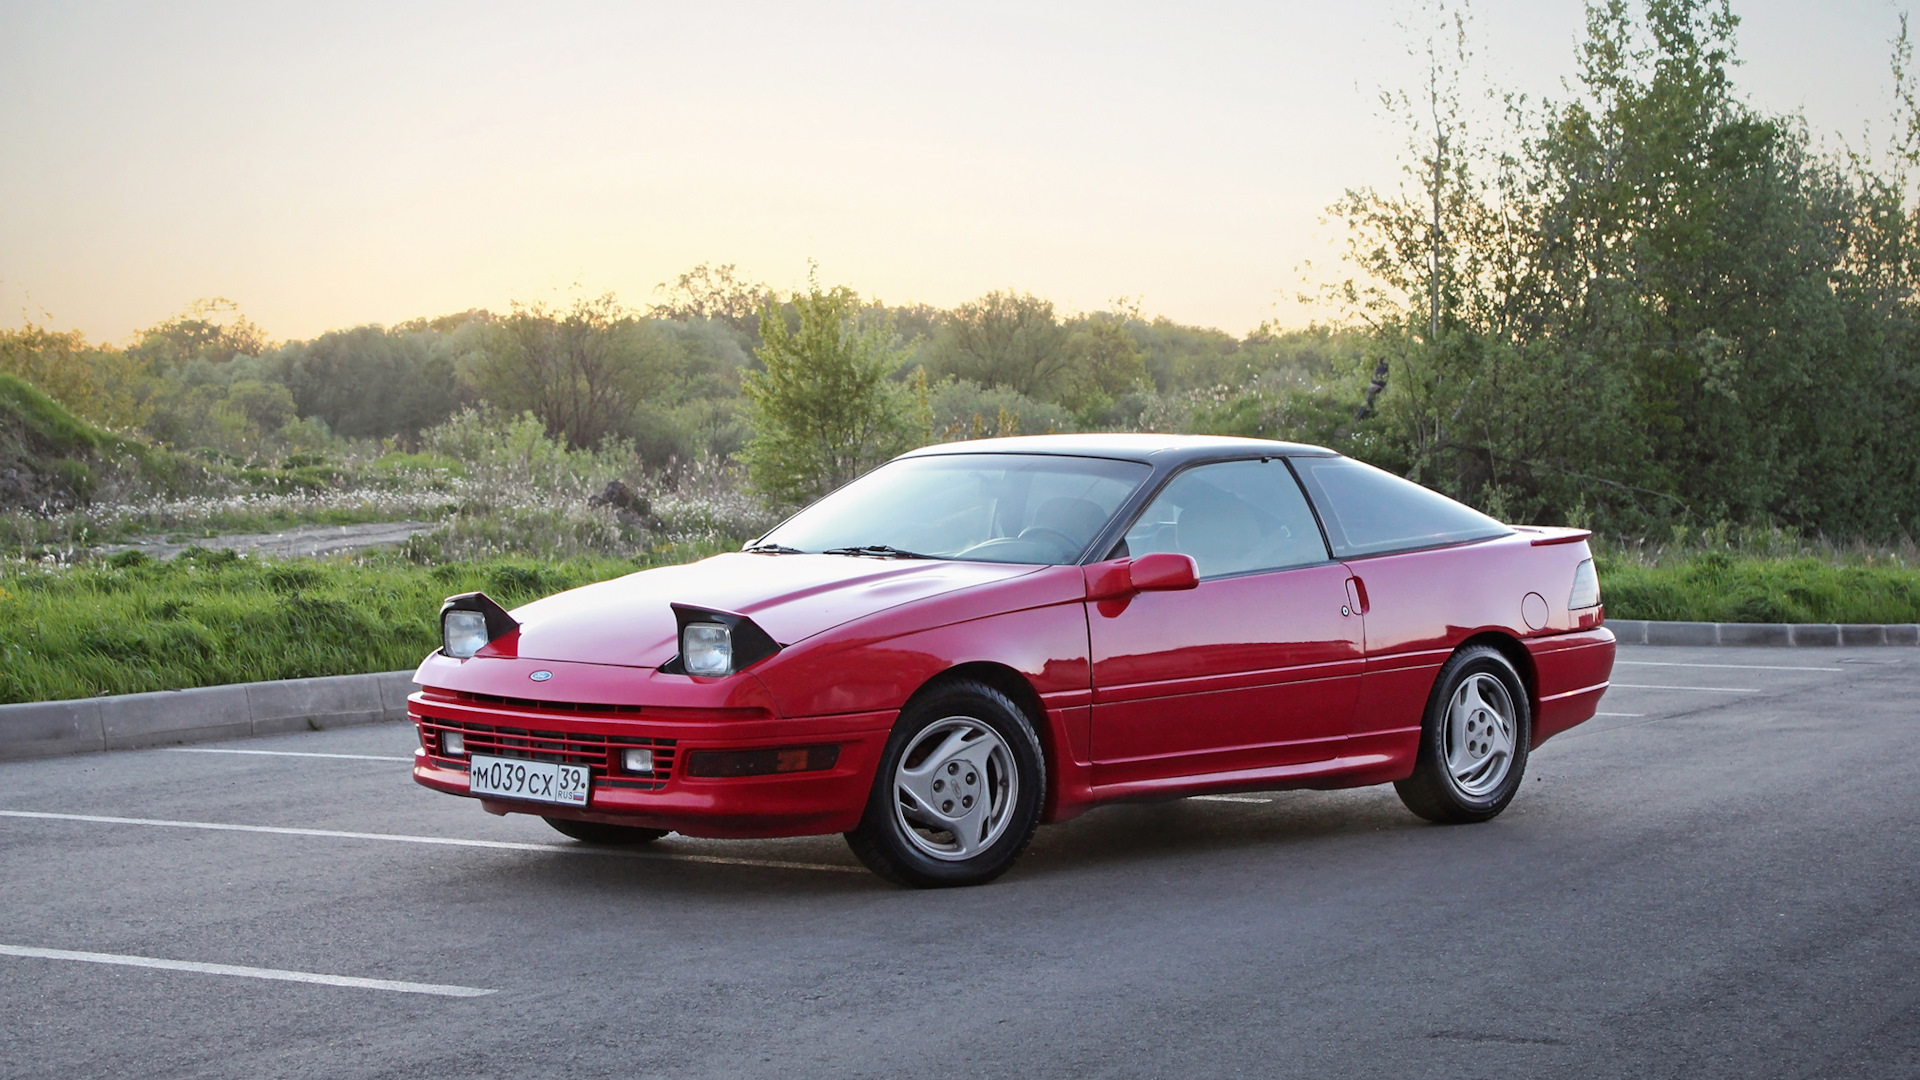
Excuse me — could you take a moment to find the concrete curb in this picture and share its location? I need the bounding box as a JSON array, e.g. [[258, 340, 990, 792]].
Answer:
[[1608, 620, 1920, 647], [0, 670, 416, 762]]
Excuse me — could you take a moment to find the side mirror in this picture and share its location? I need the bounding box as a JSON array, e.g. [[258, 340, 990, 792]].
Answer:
[[1129, 552, 1199, 591], [1084, 552, 1199, 600]]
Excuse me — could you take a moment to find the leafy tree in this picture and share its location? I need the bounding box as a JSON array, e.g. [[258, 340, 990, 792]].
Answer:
[[1131, 316, 1248, 392], [0, 324, 151, 430], [1329, 0, 1920, 537], [128, 298, 269, 373], [648, 263, 769, 335], [276, 325, 466, 439], [740, 278, 921, 505], [1060, 316, 1150, 411], [468, 295, 673, 449], [926, 291, 1072, 399]]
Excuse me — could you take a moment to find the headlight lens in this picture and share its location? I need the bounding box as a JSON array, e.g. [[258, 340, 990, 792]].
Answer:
[[682, 622, 733, 676], [1569, 558, 1601, 610], [443, 610, 490, 659]]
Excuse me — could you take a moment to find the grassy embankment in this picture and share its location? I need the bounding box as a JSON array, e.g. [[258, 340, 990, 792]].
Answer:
[[1596, 536, 1920, 624], [0, 544, 734, 704]]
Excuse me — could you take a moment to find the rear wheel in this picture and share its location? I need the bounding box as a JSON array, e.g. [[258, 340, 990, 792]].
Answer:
[[845, 680, 1044, 888], [1394, 645, 1530, 824], [543, 817, 669, 845]]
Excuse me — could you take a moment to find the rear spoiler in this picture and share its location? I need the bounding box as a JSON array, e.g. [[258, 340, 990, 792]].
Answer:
[[1515, 527, 1593, 547]]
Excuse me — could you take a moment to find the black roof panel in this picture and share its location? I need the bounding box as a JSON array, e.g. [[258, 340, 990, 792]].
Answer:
[[897, 433, 1337, 466]]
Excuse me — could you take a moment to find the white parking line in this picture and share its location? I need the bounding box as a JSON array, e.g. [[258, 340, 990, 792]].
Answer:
[[163, 748, 411, 762], [1596, 712, 1645, 717], [1189, 794, 1272, 804], [0, 810, 866, 874], [1610, 684, 1759, 693], [1616, 661, 1842, 673], [0, 944, 494, 997]]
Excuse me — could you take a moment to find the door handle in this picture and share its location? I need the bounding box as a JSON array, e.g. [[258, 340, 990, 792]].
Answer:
[[1344, 576, 1370, 615]]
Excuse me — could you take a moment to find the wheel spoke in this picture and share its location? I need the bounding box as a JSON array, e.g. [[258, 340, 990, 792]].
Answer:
[[1452, 749, 1505, 787], [895, 776, 941, 823], [945, 795, 992, 857], [1486, 712, 1515, 756], [929, 726, 979, 767], [1456, 679, 1490, 719]]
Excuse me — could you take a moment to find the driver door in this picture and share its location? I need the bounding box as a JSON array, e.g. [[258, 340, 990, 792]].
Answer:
[[1088, 459, 1364, 786]]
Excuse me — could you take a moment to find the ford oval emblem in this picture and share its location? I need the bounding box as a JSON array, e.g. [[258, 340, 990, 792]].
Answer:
[[529, 670, 553, 682]]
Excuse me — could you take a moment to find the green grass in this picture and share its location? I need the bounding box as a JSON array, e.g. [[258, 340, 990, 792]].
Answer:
[[0, 541, 733, 703], [1598, 550, 1920, 623]]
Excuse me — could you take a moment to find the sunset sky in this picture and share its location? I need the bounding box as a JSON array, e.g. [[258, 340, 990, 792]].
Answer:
[[1, 0, 1909, 343]]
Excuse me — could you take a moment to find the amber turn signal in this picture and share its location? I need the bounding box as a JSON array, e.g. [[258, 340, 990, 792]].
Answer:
[[685, 745, 840, 778]]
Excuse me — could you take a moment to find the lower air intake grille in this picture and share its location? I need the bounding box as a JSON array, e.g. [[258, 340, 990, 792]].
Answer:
[[420, 717, 676, 790]]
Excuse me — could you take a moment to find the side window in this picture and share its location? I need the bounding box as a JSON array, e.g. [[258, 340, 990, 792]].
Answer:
[[1121, 460, 1330, 579], [1290, 456, 1510, 558]]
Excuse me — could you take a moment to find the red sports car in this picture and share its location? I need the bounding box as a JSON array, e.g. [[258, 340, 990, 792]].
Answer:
[[410, 435, 1614, 886]]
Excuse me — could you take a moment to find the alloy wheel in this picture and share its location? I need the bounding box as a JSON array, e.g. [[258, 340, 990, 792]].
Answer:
[[891, 716, 1018, 861], [1445, 672, 1517, 797]]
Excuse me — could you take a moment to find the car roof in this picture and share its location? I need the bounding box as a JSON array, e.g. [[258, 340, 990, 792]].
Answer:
[[896, 432, 1338, 466]]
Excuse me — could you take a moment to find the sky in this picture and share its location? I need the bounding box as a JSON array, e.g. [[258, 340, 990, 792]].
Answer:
[[0, 0, 1912, 344]]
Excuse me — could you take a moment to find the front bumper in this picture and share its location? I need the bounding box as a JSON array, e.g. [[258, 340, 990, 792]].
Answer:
[[408, 687, 895, 839]]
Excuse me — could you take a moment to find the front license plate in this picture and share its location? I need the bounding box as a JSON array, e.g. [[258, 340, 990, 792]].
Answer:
[[468, 754, 590, 807]]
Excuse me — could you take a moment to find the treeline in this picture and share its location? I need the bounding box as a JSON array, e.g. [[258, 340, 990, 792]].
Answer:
[[0, 274, 1363, 483]]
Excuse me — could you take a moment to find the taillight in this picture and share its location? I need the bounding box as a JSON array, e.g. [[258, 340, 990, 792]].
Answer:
[[1569, 559, 1601, 610]]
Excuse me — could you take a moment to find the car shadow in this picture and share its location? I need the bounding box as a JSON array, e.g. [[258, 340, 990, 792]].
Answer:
[[413, 785, 1438, 900], [1017, 786, 1433, 876]]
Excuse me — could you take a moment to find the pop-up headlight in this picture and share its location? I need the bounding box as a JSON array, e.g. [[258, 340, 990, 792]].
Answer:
[[683, 623, 733, 676], [439, 592, 518, 659], [443, 611, 489, 659], [665, 604, 781, 677]]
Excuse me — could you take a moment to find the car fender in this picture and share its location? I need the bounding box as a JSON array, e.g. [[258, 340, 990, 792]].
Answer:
[[747, 569, 1096, 822]]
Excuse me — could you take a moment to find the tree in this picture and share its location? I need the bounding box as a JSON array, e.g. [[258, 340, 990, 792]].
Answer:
[[277, 325, 466, 439], [0, 324, 150, 430], [926, 291, 1072, 400], [740, 277, 921, 505], [128, 298, 269, 373], [648, 263, 769, 335], [468, 295, 672, 449], [1061, 315, 1149, 409], [1324, 0, 1920, 538]]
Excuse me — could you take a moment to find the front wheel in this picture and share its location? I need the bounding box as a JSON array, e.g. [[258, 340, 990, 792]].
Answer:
[[1394, 645, 1531, 824], [845, 680, 1045, 888], [543, 817, 668, 845]]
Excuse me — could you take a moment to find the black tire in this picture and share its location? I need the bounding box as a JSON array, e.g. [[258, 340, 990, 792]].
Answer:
[[1394, 644, 1531, 825], [543, 817, 669, 845], [844, 679, 1045, 888]]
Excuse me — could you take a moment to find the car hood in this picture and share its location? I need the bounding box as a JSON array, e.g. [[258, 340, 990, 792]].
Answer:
[[498, 552, 1046, 668]]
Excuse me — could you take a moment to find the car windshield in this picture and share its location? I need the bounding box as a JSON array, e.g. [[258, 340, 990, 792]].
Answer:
[[755, 453, 1151, 565]]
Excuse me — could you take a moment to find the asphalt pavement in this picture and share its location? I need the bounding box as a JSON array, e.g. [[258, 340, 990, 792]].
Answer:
[[2, 644, 1917, 1079]]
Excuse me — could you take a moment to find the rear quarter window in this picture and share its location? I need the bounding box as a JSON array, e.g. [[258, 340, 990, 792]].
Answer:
[[1291, 457, 1510, 558]]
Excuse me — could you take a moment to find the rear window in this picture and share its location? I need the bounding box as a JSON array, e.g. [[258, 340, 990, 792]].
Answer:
[[1290, 457, 1509, 558]]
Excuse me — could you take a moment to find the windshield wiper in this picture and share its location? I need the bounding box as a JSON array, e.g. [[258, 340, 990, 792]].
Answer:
[[821, 544, 935, 559], [743, 542, 805, 554]]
